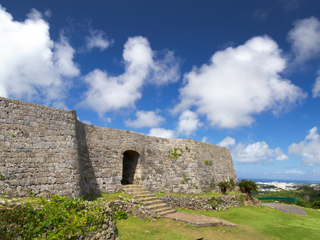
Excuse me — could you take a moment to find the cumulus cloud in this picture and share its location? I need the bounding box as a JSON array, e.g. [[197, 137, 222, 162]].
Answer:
[[80, 36, 179, 116], [0, 6, 79, 103], [288, 17, 320, 63], [232, 141, 288, 164], [148, 128, 175, 139], [125, 110, 165, 128], [176, 110, 202, 136], [86, 28, 113, 51], [53, 32, 80, 77], [82, 120, 92, 125], [174, 36, 306, 129], [274, 147, 289, 160], [287, 17, 320, 98], [288, 127, 320, 166], [217, 137, 236, 148], [313, 75, 320, 98]]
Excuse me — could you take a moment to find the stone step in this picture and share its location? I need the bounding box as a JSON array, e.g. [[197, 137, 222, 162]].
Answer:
[[134, 193, 154, 198], [145, 203, 167, 210], [158, 209, 177, 216], [129, 191, 150, 196], [153, 206, 174, 214], [137, 197, 158, 202], [123, 184, 141, 189], [142, 200, 163, 206], [122, 184, 177, 219], [123, 188, 142, 191]]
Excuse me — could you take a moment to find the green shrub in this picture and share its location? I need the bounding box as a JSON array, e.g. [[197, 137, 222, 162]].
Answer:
[[229, 178, 236, 190], [218, 180, 232, 194], [311, 200, 320, 209], [208, 196, 222, 209], [238, 179, 258, 194], [0, 194, 112, 239], [296, 197, 311, 208], [115, 210, 128, 220]]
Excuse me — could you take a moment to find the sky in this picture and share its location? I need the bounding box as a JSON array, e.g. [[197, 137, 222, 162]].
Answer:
[[0, 0, 320, 181]]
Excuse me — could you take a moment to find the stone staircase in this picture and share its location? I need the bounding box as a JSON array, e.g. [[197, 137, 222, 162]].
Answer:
[[123, 184, 176, 216]]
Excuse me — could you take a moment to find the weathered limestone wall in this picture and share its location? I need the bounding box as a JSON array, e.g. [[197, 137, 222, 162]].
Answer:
[[0, 97, 81, 197], [0, 97, 237, 197], [72, 121, 237, 194]]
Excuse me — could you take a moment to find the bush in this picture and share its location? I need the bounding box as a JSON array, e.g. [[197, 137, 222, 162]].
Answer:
[[208, 196, 222, 209], [229, 179, 236, 190], [238, 179, 258, 194], [115, 210, 128, 220], [0, 194, 113, 239], [311, 200, 320, 209], [296, 198, 311, 208], [218, 180, 232, 194]]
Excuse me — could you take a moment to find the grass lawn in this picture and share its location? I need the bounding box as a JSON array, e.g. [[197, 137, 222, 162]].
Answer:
[[153, 191, 240, 198], [116, 206, 320, 240]]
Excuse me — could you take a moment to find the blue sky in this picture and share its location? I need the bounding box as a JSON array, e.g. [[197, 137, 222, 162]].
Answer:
[[1, 0, 320, 181]]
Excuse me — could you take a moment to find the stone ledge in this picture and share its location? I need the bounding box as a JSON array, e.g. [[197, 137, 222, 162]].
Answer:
[[163, 212, 237, 228]]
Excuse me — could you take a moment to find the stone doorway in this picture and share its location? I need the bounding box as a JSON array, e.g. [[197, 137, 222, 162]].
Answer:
[[121, 150, 141, 185]]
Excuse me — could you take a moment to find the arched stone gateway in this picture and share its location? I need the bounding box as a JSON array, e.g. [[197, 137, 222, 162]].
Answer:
[[121, 150, 141, 185]]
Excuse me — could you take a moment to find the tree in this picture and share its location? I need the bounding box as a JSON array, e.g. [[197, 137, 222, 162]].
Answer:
[[218, 180, 232, 194], [238, 179, 258, 200]]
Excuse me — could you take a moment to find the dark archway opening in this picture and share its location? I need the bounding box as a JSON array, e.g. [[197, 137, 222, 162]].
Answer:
[[121, 150, 140, 185]]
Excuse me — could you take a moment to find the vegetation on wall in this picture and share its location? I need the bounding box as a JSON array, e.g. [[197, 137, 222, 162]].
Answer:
[[166, 146, 183, 158], [204, 160, 212, 166]]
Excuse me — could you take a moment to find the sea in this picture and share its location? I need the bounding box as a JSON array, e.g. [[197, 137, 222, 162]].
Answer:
[[237, 178, 320, 184]]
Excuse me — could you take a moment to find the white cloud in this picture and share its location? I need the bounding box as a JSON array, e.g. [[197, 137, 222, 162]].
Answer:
[[86, 28, 113, 51], [53, 32, 80, 77], [176, 110, 202, 136], [174, 36, 306, 129], [274, 147, 289, 160], [287, 17, 320, 99], [288, 16, 320, 63], [284, 170, 305, 175], [82, 120, 92, 125], [148, 128, 175, 139], [232, 141, 273, 163], [0, 6, 79, 102], [52, 100, 69, 110], [80, 36, 179, 116], [288, 127, 320, 166], [125, 110, 165, 128], [232, 141, 288, 163], [201, 136, 208, 143], [217, 137, 236, 148], [313, 76, 320, 98]]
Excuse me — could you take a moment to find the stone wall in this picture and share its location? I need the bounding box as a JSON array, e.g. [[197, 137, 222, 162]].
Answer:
[[0, 97, 81, 197], [0, 97, 237, 197]]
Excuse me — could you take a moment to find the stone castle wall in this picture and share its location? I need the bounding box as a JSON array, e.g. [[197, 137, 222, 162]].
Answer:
[[0, 97, 237, 198]]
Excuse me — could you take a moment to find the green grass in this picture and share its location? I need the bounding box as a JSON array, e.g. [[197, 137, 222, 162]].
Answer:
[[117, 205, 320, 240], [83, 191, 132, 202], [153, 191, 240, 198], [116, 215, 266, 240]]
